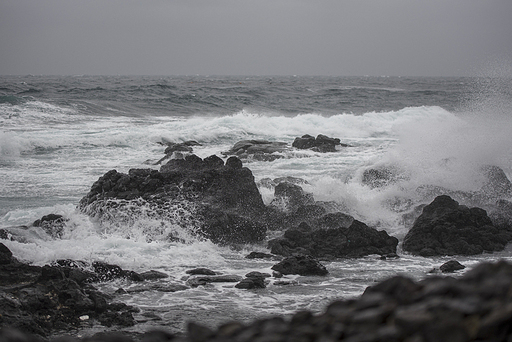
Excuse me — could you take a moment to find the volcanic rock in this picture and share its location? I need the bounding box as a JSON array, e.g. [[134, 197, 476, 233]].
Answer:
[[403, 195, 512, 256], [78, 155, 269, 245], [222, 139, 287, 161], [271, 255, 329, 276], [268, 214, 398, 259], [292, 134, 348, 153]]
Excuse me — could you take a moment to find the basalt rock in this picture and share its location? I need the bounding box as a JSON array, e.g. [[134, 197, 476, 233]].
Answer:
[[403, 195, 512, 256], [0, 244, 137, 338], [292, 134, 348, 153], [268, 213, 398, 259], [222, 140, 287, 161], [7, 260, 512, 342], [78, 155, 268, 245], [271, 255, 328, 276]]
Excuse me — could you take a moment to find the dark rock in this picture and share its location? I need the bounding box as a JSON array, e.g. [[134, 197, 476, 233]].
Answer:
[[92, 261, 126, 281], [245, 251, 275, 259], [271, 255, 328, 276], [268, 215, 398, 259], [0, 245, 136, 338], [235, 277, 266, 289], [362, 165, 406, 189], [0, 242, 13, 264], [440, 260, 466, 273], [32, 214, 67, 238], [222, 140, 288, 161], [270, 181, 314, 213], [186, 268, 217, 276], [292, 134, 347, 153], [139, 270, 169, 280], [403, 195, 512, 256], [79, 155, 269, 245], [186, 274, 243, 287]]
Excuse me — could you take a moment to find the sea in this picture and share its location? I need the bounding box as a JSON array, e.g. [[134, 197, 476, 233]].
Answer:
[[1, 75, 512, 336]]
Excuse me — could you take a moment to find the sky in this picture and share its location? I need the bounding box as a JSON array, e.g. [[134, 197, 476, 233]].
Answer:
[[1, 0, 511, 76]]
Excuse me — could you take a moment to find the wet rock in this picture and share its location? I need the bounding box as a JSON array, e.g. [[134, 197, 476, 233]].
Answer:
[[139, 270, 169, 280], [186, 268, 217, 276], [268, 215, 398, 259], [403, 195, 512, 256], [0, 242, 13, 264], [270, 181, 315, 213], [0, 245, 137, 338], [32, 213, 67, 238], [222, 139, 288, 161], [79, 155, 269, 245], [245, 251, 275, 259], [186, 274, 243, 287], [362, 165, 407, 189], [271, 255, 328, 276], [292, 134, 348, 152], [440, 260, 466, 273]]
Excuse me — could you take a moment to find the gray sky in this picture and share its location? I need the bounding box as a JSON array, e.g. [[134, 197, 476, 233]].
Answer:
[[1, 0, 511, 76]]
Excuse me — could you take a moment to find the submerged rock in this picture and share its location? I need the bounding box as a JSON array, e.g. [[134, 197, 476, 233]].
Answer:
[[403, 195, 512, 256]]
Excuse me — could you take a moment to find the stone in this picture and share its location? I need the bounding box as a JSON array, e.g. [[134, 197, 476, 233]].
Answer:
[[271, 255, 329, 276], [79, 155, 270, 245], [186, 268, 217, 276], [268, 215, 398, 259], [440, 260, 466, 273], [403, 195, 512, 256], [292, 134, 347, 153]]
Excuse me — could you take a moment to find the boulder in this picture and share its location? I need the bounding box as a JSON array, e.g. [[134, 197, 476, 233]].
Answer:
[[269, 182, 314, 213], [292, 134, 348, 153], [78, 155, 269, 245], [0, 244, 137, 338], [268, 214, 398, 259], [222, 140, 287, 161], [403, 195, 512, 256], [271, 255, 328, 276], [362, 165, 406, 189], [32, 214, 67, 238]]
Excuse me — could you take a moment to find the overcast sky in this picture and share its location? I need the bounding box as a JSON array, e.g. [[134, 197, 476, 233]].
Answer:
[[1, 0, 511, 76]]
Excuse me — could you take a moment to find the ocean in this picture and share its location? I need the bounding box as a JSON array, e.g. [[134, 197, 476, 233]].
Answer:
[[1, 75, 512, 335]]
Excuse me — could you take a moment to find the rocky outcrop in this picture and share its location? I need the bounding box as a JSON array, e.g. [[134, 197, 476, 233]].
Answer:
[[78, 155, 268, 245], [0, 243, 138, 338], [292, 134, 348, 153], [403, 195, 512, 256], [271, 255, 329, 276], [269, 181, 315, 213], [222, 140, 287, 161], [268, 213, 398, 259], [6, 260, 512, 342]]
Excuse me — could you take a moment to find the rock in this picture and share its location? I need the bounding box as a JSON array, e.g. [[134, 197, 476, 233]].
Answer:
[[268, 215, 398, 259], [292, 134, 347, 153], [79, 155, 269, 245], [270, 181, 314, 213], [186, 274, 243, 287], [222, 140, 288, 161], [440, 260, 466, 273], [0, 244, 137, 338], [245, 251, 275, 259], [235, 273, 267, 289], [8, 260, 512, 342], [0, 242, 13, 264], [139, 270, 169, 280], [271, 255, 329, 276], [403, 195, 512, 256], [32, 213, 67, 238], [362, 165, 406, 189], [186, 268, 217, 276]]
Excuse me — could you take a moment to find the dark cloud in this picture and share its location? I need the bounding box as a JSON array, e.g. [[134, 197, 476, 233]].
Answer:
[[1, 0, 511, 76]]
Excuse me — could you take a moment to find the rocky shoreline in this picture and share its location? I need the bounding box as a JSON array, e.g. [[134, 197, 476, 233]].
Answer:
[[3, 137, 512, 341]]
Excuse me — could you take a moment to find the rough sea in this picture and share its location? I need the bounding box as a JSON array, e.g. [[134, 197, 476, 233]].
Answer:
[[1, 75, 512, 335]]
